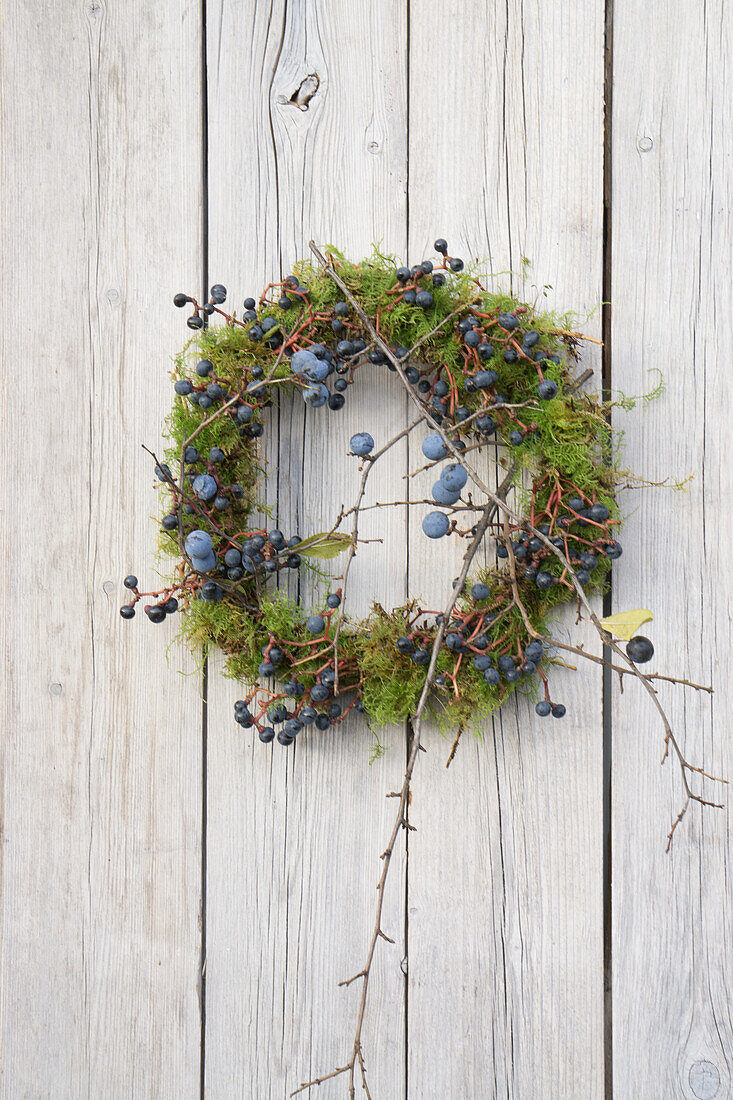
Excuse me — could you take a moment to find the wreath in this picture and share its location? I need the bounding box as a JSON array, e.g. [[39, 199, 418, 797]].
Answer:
[[121, 241, 628, 723], [121, 239, 719, 1094]]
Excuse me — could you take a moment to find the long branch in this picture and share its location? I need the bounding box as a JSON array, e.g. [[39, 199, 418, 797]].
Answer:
[[291, 470, 515, 1099], [309, 240, 722, 847]]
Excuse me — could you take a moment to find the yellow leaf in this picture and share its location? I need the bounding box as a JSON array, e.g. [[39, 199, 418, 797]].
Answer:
[[598, 608, 653, 641]]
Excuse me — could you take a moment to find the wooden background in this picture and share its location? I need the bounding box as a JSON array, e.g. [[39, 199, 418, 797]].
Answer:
[[1, 1, 731, 1096]]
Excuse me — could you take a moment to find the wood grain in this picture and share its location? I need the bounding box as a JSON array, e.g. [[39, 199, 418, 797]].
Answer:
[[611, 1, 733, 1095], [1, 1, 731, 1095], [204, 1, 409, 1094], [0, 2, 204, 1097], [406, 1, 606, 1095]]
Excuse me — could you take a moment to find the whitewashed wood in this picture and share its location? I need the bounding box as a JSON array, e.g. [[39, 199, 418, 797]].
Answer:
[[0, 3, 203, 1096], [406, 1, 606, 1095], [205, 1, 409, 1095], [611, 3, 733, 1096]]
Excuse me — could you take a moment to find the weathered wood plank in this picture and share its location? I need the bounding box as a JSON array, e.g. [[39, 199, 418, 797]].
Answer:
[[406, 1, 606, 1095], [0, 3, 204, 1097], [204, 2, 409, 1095], [611, 2, 733, 1095]]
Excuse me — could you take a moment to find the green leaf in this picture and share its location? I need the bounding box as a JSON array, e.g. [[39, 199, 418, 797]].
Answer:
[[599, 608, 653, 641], [295, 532, 352, 560]]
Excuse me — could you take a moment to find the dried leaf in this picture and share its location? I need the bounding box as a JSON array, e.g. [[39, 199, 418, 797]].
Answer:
[[599, 608, 653, 640]]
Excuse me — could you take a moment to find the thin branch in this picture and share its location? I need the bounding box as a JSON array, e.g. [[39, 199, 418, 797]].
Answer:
[[309, 240, 721, 849], [292, 473, 514, 1100]]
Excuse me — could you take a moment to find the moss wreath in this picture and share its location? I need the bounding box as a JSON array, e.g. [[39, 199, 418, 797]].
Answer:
[[121, 239, 719, 1092], [122, 238, 629, 723]]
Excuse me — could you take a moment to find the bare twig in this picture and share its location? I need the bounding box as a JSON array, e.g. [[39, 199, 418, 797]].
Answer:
[[292, 472, 515, 1099]]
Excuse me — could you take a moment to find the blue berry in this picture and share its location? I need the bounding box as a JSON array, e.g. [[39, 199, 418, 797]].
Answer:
[[190, 551, 217, 573], [412, 648, 430, 665], [291, 349, 319, 374], [626, 636, 654, 663], [537, 380, 558, 400], [397, 636, 414, 654], [551, 704, 566, 718], [422, 511, 450, 539], [536, 571, 554, 590], [123, 574, 138, 589], [431, 480, 461, 506], [305, 358, 330, 382], [303, 383, 329, 407], [200, 580, 222, 601], [350, 432, 375, 456], [474, 369, 498, 388], [476, 415, 496, 434], [416, 290, 433, 308], [471, 582, 490, 601], [192, 474, 217, 501], [422, 433, 448, 461], [185, 530, 213, 558], [483, 668, 501, 685], [535, 701, 551, 717], [441, 464, 468, 491], [259, 727, 276, 743], [306, 614, 325, 634], [473, 655, 492, 671]]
